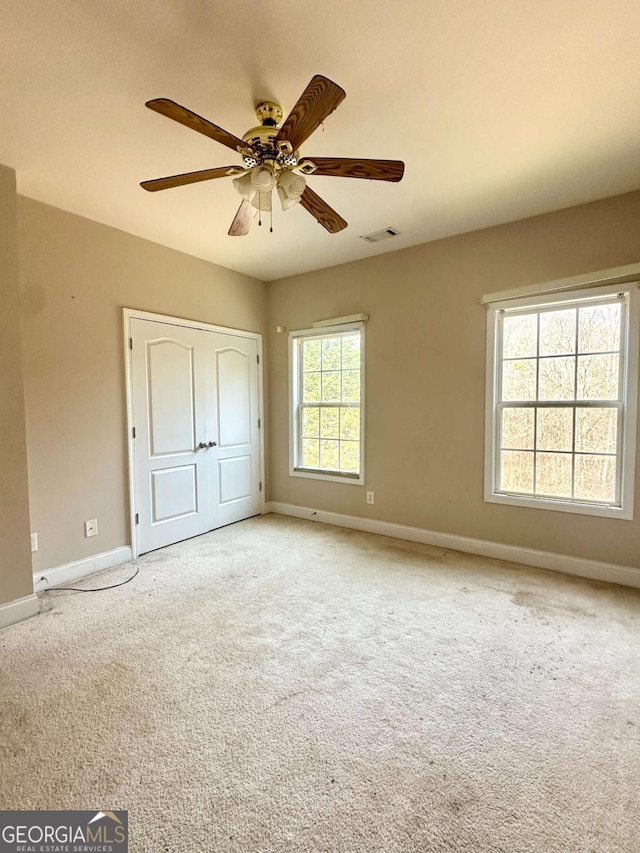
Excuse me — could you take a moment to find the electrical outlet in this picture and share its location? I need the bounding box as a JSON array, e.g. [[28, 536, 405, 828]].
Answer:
[[366, 491, 375, 505], [30, 533, 38, 553], [85, 519, 98, 538]]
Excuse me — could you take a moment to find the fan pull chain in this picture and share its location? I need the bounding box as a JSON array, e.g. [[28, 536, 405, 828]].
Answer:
[[270, 203, 273, 233], [258, 192, 262, 227]]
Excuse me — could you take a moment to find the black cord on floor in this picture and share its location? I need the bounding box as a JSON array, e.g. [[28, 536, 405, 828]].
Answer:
[[41, 566, 140, 593]]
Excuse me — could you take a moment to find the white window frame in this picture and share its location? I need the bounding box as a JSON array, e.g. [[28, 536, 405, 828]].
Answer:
[[289, 322, 365, 485], [484, 282, 639, 519]]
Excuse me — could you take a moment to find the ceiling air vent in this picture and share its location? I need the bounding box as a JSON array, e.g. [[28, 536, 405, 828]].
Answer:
[[359, 227, 401, 243]]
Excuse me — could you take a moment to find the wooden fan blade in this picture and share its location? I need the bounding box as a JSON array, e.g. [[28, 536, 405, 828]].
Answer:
[[141, 166, 244, 192], [299, 186, 347, 233], [228, 200, 257, 237], [276, 76, 346, 151], [298, 157, 405, 182], [146, 98, 247, 153]]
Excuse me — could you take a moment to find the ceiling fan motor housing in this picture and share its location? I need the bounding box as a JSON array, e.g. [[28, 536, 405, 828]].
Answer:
[[242, 124, 278, 148], [242, 105, 298, 168], [255, 101, 283, 127]]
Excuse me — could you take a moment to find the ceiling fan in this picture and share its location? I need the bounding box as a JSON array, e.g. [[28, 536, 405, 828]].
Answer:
[[140, 75, 404, 236]]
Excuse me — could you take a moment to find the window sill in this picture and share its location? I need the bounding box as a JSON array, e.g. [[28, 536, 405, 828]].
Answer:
[[485, 490, 633, 520], [289, 467, 364, 486]]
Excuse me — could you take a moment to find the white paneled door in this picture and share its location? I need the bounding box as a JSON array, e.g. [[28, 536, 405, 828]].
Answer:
[[129, 317, 261, 554]]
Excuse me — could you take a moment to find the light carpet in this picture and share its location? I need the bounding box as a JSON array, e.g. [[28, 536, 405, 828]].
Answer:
[[1, 514, 639, 852]]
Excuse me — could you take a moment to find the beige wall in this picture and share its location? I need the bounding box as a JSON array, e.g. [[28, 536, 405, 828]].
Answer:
[[0, 167, 33, 604], [18, 197, 268, 573], [268, 190, 640, 569], [9, 186, 640, 591]]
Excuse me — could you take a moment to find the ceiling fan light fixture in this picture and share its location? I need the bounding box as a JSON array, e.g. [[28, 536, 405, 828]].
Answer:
[[251, 190, 272, 212], [277, 169, 306, 210], [232, 171, 256, 202], [250, 164, 276, 192], [277, 185, 298, 210]]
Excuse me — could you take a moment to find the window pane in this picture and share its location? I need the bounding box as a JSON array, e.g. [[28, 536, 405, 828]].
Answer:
[[342, 335, 360, 369], [502, 360, 536, 401], [539, 309, 576, 356], [490, 290, 634, 514], [295, 330, 364, 479], [503, 314, 537, 359], [340, 407, 360, 440], [342, 370, 360, 402], [302, 407, 319, 437], [302, 439, 319, 468], [500, 450, 534, 493], [501, 408, 534, 449], [322, 371, 341, 402], [574, 454, 616, 503], [322, 338, 341, 370], [575, 408, 617, 454], [320, 439, 339, 470], [578, 303, 620, 354], [320, 407, 340, 439], [577, 353, 619, 400], [538, 356, 575, 400], [303, 339, 321, 371], [535, 452, 573, 497], [536, 408, 573, 452], [303, 372, 321, 402], [340, 441, 360, 472]]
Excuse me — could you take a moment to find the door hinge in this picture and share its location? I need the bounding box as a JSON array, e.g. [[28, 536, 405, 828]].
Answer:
[[132, 426, 136, 438], [129, 337, 133, 350], [258, 418, 261, 428], [257, 354, 260, 364], [259, 481, 262, 492], [135, 513, 139, 525]]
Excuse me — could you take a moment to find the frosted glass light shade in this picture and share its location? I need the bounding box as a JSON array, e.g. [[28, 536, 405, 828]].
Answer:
[[251, 165, 276, 192], [233, 171, 255, 202], [277, 185, 299, 210], [234, 164, 304, 215], [279, 169, 306, 196], [251, 190, 272, 212], [277, 169, 306, 210]]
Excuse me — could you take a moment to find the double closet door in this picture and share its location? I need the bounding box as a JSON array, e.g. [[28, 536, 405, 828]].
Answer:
[[129, 317, 261, 555]]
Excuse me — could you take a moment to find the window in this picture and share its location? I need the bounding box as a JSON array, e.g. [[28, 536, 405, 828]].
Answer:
[[485, 283, 639, 518], [289, 323, 364, 483]]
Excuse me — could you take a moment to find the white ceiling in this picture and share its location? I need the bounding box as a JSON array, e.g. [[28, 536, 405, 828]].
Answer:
[[2, 0, 640, 281]]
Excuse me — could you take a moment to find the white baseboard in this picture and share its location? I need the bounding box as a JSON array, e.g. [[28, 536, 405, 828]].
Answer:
[[269, 502, 640, 589], [262, 501, 273, 514], [33, 546, 133, 592], [0, 594, 40, 629]]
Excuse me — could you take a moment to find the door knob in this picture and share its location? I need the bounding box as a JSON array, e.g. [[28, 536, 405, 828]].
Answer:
[[198, 442, 207, 449], [208, 441, 217, 447]]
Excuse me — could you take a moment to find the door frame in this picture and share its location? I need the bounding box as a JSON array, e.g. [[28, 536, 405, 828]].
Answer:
[[123, 308, 266, 559]]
